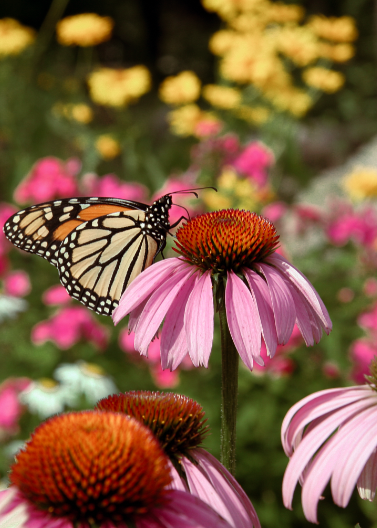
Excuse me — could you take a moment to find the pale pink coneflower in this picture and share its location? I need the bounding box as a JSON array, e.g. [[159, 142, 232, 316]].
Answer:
[[113, 209, 332, 371], [96, 391, 260, 528], [0, 411, 234, 528], [282, 366, 377, 523]]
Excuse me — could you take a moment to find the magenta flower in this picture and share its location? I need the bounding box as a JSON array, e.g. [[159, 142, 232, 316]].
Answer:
[[80, 172, 148, 201], [0, 411, 233, 528], [32, 306, 109, 350], [3, 271, 31, 297], [282, 379, 377, 523], [113, 209, 332, 371], [42, 285, 71, 306], [232, 141, 274, 187], [0, 378, 31, 437], [13, 157, 80, 204], [350, 339, 377, 383], [96, 391, 260, 528]]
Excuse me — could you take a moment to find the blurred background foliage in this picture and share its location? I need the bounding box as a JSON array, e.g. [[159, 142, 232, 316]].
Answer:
[[1, 0, 377, 527]]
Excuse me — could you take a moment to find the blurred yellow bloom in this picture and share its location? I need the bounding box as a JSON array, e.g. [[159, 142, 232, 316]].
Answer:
[[209, 30, 239, 56], [234, 105, 270, 124], [343, 167, 377, 201], [308, 15, 357, 42], [202, 0, 268, 21], [202, 84, 241, 109], [56, 13, 113, 47], [87, 66, 151, 107], [266, 3, 304, 23], [0, 18, 35, 57], [167, 104, 202, 136], [318, 42, 355, 62], [52, 102, 93, 123], [303, 67, 345, 93], [159, 71, 201, 105], [203, 168, 259, 211], [95, 135, 121, 159], [277, 26, 320, 66], [202, 189, 232, 210]]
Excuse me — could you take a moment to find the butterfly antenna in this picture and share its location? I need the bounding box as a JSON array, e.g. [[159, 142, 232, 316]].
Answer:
[[168, 186, 217, 199]]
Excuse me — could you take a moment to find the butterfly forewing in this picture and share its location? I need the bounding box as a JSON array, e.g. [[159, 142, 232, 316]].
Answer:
[[3, 195, 172, 315]]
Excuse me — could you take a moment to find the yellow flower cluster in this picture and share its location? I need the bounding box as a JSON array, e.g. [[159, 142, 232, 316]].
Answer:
[[56, 13, 113, 47], [202, 85, 241, 109], [0, 18, 36, 57], [202, 0, 356, 117], [95, 135, 121, 159], [303, 67, 345, 93], [167, 104, 222, 137], [53, 102, 94, 123], [202, 168, 272, 211], [87, 66, 151, 107], [343, 167, 377, 201], [159, 71, 201, 105]]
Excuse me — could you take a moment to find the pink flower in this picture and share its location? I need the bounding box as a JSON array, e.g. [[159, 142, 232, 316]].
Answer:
[[96, 392, 260, 528], [3, 271, 31, 297], [194, 117, 223, 138], [113, 209, 331, 371], [358, 303, 377, 337], [42, 285, 71, 305], [364, 277, 377, 297], [80, 172, 148, 201], [32, 306, 108, 350], [253, 325, 302, 376], [0, 411, 233, 528], [232, 141, 274, 187], [190, 133, 241, 171], [350, 339, 377, 384], [326, 205, 377, 248], [0, 378, 31, 437], [282, 381, 377, 523], [262, 202, 287, 223], [14, 157, 80, 204]]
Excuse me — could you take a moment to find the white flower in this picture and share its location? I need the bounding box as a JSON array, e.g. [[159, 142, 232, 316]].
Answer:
[[0, 296, 27, 323], [19, 379, 76, 418], [54, 361, 117, 404]]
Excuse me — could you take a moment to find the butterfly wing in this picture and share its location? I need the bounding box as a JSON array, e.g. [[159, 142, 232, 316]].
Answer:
[[3, 197, 167, 315], [57, 210, 158, 315]]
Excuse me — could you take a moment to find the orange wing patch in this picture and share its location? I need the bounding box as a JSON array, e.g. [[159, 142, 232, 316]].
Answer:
[[78, 204, 133, 221], [53, 220, 84, 241]]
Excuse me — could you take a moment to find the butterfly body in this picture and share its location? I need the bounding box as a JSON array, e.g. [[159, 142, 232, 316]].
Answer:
[[4, 195, 173, 315]]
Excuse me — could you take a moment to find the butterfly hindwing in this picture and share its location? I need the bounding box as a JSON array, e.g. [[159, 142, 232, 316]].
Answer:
[[57, 210, 158, 315]]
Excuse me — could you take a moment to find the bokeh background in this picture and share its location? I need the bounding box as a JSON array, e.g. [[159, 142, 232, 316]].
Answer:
[[1, 0, 377, 526]]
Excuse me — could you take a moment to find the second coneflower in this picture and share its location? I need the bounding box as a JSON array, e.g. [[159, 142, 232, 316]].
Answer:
[[113, 209, 332, 370]]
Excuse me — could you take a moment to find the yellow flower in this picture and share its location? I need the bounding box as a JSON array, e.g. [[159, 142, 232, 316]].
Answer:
[[202, 84, 241, 109], [303, 67, 345, 93], [0, 18, 35, 57], [52, 102, 93, 123], [159, 71, 201, 105], [209, 30, 239, 56], [318, 42, 355, 62], [95, 135, 121, 159], [266, 3, 304, 23], [167, 104, 203, 136], [56, 13, 113, 47], [203, 168, 259, 211], [202, 0, 268, 21], [87, 66, 151, 107], [308, 15, 358, 42], [234, 105, 270, 124], [343, 167, 377, 201], [277, 26, 320, 66], [265, 86, 312, 116]]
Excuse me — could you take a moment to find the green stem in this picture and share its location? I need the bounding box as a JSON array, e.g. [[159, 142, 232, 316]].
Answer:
[[218, 299, 239, 476]]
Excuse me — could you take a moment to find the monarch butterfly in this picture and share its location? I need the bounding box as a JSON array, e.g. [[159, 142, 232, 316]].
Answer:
[[3, 191, 204, 316]]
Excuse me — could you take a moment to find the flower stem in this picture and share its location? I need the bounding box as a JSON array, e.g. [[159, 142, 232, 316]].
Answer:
[[218, 300, 239, 476]]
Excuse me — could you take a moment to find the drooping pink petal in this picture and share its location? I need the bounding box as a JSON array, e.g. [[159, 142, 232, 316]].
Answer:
[[134, 266, 193, 355], [189, 449, 261, 528], [286, 284, 314, 346], [225, 272, 262, 370], [256, 263, 295, 345], [113, 259, 189, 324], [267, 253, 332, 333], [357, 448, 377, 501], [243, 270, 277, 357], [330, 407, 377, 507], [184, 271, 214, 367], [161, 272, 200, 370]]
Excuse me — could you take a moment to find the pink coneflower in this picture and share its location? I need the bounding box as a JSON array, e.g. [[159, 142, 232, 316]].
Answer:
[[113, 209, 332, 371], [96, 391, 260, 528], [282, 366, 377, 523], [0, 411, 233, 528]]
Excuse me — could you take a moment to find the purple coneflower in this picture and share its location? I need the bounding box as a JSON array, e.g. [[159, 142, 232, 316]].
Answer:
[[96, 391, 260, 528], [0, 411, 234, 528], [113, 209, 332, 371], [282, 362, 377, 523]]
